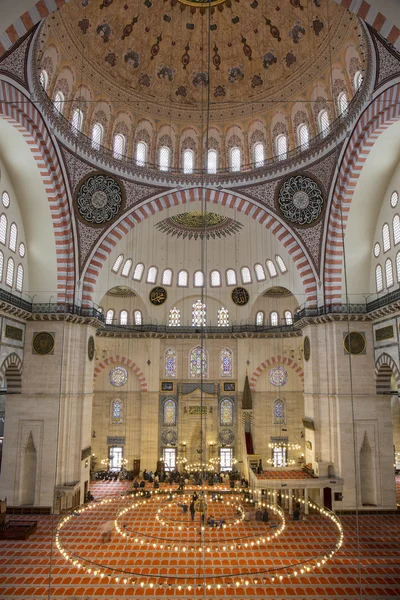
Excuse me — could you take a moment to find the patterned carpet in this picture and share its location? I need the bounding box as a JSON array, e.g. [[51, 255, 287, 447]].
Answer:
[[0, 480, 399, 599]]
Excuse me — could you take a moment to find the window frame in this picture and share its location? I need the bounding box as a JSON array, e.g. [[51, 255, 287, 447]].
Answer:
[[270, 311, 279, 327], [210, 270, 221, 287], [5, 257, 14, 288], [146, 266, 158, 284], [207, 149, 218, 174], [297, 123, 310, 150], [106, 309, 115, 325], [375, 264, 383, 292], [121, 259, 133, 277], [256, 311, 264, 326], [112, 254, 124, 273], [159, 145, 171, 172], [382, 223, 391, 253], [177, 270, 189, 287], [91, 122, 104, 150], [9, 223, 17, 252], [183, 148, 195, 174], [113, 133, 126, 159], [132, 263, 145, 281], [162, 268, 173, 286], [54, 91, 65, 114], [226, 268, 237, 286], [230, 146, 241, 172], [318, 109, 330, 136], [15, 264, 24, 292], [253, 142, 265, 168], [275, 134, 288, 159], [71, 108, 83, 133], [136, 141, 147, 167], [385, 258, 394, 288]]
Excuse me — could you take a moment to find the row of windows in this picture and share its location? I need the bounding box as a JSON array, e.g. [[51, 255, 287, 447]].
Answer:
[[373, 192, 400, 258], [0, 253, 24, 291], [375, 255, 400, 292], [104, 304, 293, 328], [111, 257, 287, 286], [0, 196, 25, 258], [164, 347, 233, 379]]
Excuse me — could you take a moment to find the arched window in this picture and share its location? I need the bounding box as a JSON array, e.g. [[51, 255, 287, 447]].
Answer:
[[284, 310, 293, 325], [163, 398, 176, 425], [218, 307, 229, 327], [318, 109, 330, 136], [276, 134, 288, 159], [164, 348, 177, 378], [168, 307, 181, 327], [220, 348, 233, 378], [397, 252, 400, 282], [111, 398, 123, 424], [121, 259, 132, 277], [178, 270, 188, 287], [6, 257, 14, 287], [71, 108, 83, 133], [2, 191, 10, 208], [39, 69, 48, 90], [132, 263, 144, 281], [210, 270, 221, 287], [273, 398, 285, 424], [241, 266, 252, 284], [253, 142, 265, 168], [266, 259, 278, 277], [338, 92, 348, 115], [54, 91, 64, 114], [374, 242, 381, 258], [275, 255, 287, 273], [230, 147, 241, 172], [136, 141, 147, 167], [162, 268, 173, 286], [354, 71, 363, 91], [106, 309, 114, 324], [9, 223, 17, 252], [393, 215, 400, 245], [183, 149, 194, 174], [134, 310, 142, 325], [120, 310, 128, 325], [256, 311, 264, 326], [383, 223, 391, 252], [16, 264, 24, 292], [189, 346, 208, 378], [0, 251, 3, 281], [113, 134, 125, 159], [91, 123, 104, 150], [270, 311, 279, 326], [220, 397, 233, 425], [0, 214, 7, 244], [386, 258, 394, 288], [194, 270, 204, 287], [391, 191, 399, 208], [112, 254, 124, 273], [192, 300, 206, 326], [254, 263, 266, 281], [226, 269, 237, 286], [159, 146, 171, 172], [207, 149, 218, 174], [375, 264, 383, 292], [298, 123, 309, 150], [146, 266, 158, 284]]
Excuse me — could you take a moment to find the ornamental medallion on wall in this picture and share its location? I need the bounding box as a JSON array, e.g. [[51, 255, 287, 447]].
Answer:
[[276, 173, 324, 227], [75, 171, 125, 226]]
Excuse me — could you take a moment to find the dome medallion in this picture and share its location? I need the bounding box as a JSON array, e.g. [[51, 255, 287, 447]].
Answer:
[[277, 174, 324, 227], [177, 0, 226, 6], [75, 172, 125, 226]]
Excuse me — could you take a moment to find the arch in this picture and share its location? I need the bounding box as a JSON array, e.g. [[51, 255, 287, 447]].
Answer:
[[93, 355, 148, 391], [375, 352, 400, 394], [250, 355, 304, 391], [0, 352, 22, 393], [0, 81, 74, 301], [324, 83, 400, 303], [82, 187, 316, 308]]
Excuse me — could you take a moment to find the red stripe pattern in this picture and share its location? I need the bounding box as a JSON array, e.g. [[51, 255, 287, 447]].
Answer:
[[82, 187, 317, 308], [375, 351, 400, 394], [93, 355, 148, 392], [0, 81, 74, 301], [324, 84, 400, 303], [250, 355, 305, 391]]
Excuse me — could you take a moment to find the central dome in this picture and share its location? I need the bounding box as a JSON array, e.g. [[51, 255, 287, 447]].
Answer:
[[43, 0, 355, 122]]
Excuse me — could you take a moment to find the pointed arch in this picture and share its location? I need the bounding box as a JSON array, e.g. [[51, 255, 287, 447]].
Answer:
[[250, 355, 304, 391], [0, 352, 23, 393], [93, 355, 147, 391], [375, 352, 400, 394], [82, 187, 316, 308]]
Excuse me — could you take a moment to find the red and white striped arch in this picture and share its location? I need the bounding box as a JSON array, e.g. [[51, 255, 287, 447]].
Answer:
[[93, 355, 148, 392], [324, 83, 400, 303], [0, 80, 75, 301], [0, 0, 398, 56], [81, 187, 317, 308], [250, 355, 304, 391]]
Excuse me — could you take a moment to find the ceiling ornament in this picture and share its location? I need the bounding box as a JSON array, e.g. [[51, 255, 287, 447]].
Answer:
[[269, 366, 288, 387], [176, 0, 227, 8], [218, 429, 235, 445], [161, 429, 177, 445], [106, 286, 136, 298], [32, 332, 55, 355], [155, 211, 243, 240], [263, 286, 292, 298], [75, 172, 125, 226], [343, 332, 366, 355], [109, 366, 128, 387], [277, 174, 324, 226]]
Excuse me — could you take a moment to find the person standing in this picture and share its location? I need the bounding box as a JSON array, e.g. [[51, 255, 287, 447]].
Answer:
[[190, 500, 195, 521]]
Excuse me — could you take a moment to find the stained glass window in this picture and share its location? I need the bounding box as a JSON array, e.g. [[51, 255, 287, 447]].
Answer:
[[218, 307, 229, 327], [220, 348, 233, 377], [256, 311, 264, 326], [134, 310, 142, 325], [111, 398, 123, 424], [109, 366, 128, 387], [284, 310, 293, 325], [165, 348, 177, 378], [210, 270, 221, 286], [220, 398, 233, 426], [189, 346, 208, 378], [192, 300, 206, 326], [112, 254, 123, 273], [169, 307, 180, 326], [270, 311, 279, 326], [269, 366, 288, 387], [241, 267, 252, 284], [106, 309, 114, 324], [120, 310, 128, 325], [133, 263, 144, 281], [163, 398, 176, 426], [162, 268, 173, 285], [273, 398, 285, 424]]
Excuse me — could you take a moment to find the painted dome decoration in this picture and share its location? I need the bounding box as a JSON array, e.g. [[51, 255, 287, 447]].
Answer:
[[277, 174, 324, 226], [75, 173, 124, 225], [155, 211, 243, 239]]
